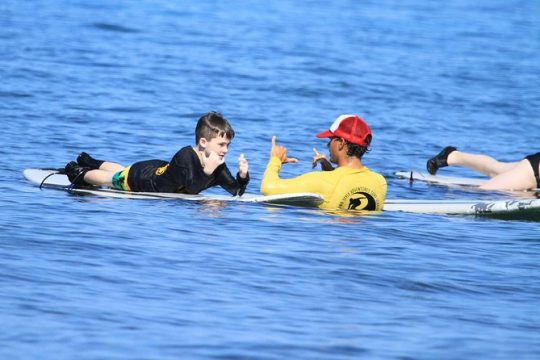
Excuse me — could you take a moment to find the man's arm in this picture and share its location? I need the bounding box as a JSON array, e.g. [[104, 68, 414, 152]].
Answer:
[[260, 136, 324, 195], [312, 148, 334, 171], [260, 156, 325, 195]]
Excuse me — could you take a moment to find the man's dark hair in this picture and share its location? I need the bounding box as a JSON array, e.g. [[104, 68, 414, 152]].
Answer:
[[195, 112, 235, 143], [345, 134, 372, 159]]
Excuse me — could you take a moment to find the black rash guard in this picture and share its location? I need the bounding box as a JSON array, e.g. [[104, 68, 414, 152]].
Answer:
[[126, 146, 249, 195]]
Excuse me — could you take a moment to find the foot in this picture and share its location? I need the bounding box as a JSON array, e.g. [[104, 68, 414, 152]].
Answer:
[[64, 161, 91, 186], [426, 146, 457, 175], [77, 152, 104, 169]]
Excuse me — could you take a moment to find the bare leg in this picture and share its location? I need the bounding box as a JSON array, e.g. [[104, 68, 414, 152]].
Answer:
[[479, 159, 536, 191], [83, 169, 116, 187], [447, 151, 519, 178], [99, 161, 124, 172]]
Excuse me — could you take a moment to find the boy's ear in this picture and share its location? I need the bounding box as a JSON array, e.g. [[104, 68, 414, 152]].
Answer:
[[198, 137, 208, 148]]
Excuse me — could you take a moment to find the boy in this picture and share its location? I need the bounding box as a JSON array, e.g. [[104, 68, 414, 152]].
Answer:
[[65, 112, 250, 196], [260, 114, 387, 211]]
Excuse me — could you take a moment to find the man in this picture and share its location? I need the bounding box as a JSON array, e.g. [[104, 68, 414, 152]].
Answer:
[[260, 114, 387, 211]]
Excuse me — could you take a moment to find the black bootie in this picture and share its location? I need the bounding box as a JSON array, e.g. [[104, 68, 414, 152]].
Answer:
[[426, 146, 457, 175], [64, 161, 92, 187], [77, 152, 104, 169]]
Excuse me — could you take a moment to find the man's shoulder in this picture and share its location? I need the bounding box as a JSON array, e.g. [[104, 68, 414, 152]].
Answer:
[[338, 166, 386, 184], [363, 167, 387, 184]]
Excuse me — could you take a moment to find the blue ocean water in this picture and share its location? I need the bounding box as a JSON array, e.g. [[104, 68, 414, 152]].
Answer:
[[1, 0, 539, 358]]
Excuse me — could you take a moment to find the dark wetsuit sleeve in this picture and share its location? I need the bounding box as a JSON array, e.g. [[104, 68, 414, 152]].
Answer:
[[169, 152, 213, 194], [153, 147, 249, 195], [153, 147, 213, 194], [214, 164, 250, 196]]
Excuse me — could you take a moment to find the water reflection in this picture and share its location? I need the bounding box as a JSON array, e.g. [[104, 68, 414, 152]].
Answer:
[[196, 200, 229, 217]]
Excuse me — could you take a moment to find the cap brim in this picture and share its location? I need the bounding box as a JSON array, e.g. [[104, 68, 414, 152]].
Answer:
[[316, 130, 333, 139]]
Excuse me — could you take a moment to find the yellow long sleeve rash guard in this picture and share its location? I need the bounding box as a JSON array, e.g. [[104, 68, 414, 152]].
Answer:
[[260, 156, 387, 211]]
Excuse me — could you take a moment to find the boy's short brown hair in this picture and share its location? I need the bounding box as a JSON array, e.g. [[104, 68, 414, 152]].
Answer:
[[195, 112, 235, 143]]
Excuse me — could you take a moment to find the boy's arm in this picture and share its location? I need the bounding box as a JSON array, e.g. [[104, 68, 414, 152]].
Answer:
[[214, 163, 249, 196], [165, 148, 213, 194], [182, 169, 214, 194], [170, 164, 213, 194], [171, 149, 247, 195]]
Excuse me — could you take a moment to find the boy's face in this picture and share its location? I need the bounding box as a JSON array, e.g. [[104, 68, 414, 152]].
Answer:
[[200, 134, 231, 160]]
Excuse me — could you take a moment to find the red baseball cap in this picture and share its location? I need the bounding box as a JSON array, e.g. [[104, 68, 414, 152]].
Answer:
[[316, 114, 372, 146]]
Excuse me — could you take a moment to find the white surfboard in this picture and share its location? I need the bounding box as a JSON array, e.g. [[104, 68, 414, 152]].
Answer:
[[395, 170, 486, 187], [24, 169, 540, 219], [23, 169, 324, 207], [383, 198, 540, 218]]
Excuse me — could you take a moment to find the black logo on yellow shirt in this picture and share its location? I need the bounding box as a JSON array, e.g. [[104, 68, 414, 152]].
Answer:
[[339, 189, 377, 211]]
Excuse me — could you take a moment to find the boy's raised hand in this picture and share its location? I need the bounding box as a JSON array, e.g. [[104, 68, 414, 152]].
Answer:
[[203, 151, 225, 175], [271, 136, 298, 164], [238, 153, 249, 178]]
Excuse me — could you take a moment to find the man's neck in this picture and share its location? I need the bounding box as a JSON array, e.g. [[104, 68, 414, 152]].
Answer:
[[337, 156, 363, 169]]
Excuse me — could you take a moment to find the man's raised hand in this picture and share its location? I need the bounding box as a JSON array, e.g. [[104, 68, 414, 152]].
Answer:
[[271, 136, 298, 164], [312, 147, 334, 171]]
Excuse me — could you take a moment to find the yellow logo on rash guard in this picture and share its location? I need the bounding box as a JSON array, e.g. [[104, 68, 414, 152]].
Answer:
[[338, 188, 377, 211], [155, 164, 169, 176]]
